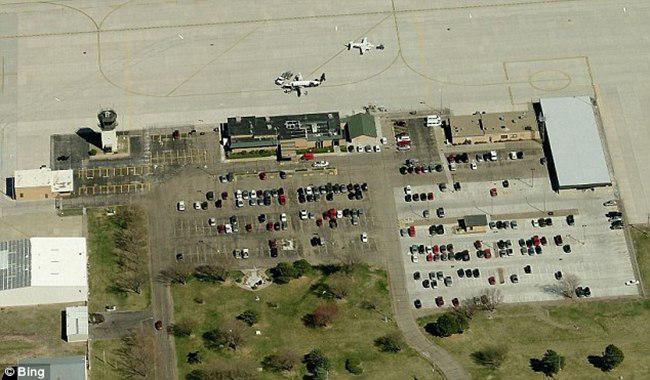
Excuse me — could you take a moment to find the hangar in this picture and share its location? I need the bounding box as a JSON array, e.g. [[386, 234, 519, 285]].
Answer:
[[0, 238, 88, 307], [537, 97, 612, 190]]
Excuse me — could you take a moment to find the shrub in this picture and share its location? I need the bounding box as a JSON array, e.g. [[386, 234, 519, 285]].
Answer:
[[170, 320, 195, 337], [304, 304, 339, 328], [471, 345, 508, 369], [292, 259, 313, 277], [374, 333, 402, 353], [261, 350, 299, 372], [194, 265, 227, 282], [310, 282, 336, 299], [530, 349, 565, 376], [269, 262, 298, 284], [202, 321, 245, 350], [303, 349, 330, 374], [589, 344, 625, 371], [425, 311, 469, 337], [345, 357, 363, 375], [236, 309, 260, 326]]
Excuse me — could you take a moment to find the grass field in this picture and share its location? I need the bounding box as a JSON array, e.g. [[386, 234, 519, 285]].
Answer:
[[0, 304, 86, 368], [87, 208, 150, 313], [89, 339, 123, 380], [171, 265, 438, 379], [416, 225, 650, 379], [631, 226, 650, 293]]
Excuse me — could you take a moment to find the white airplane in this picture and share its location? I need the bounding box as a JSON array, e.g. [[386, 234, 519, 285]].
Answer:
[[347, 37, 384, 55], [276, 72, 326, 97]]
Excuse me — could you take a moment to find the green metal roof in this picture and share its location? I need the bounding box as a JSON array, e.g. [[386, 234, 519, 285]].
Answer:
[[346, 113, 377, 139]]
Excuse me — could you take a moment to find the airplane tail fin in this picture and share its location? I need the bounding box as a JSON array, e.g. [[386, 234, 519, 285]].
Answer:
[[347, 42, 352, 50], [320, 73, 326, 82]]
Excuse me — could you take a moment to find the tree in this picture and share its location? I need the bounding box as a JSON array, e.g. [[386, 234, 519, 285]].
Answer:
[[269, 262, 298, 284], [186, 351, 201, 364], [589, 344, 624, 371], [303, 349, 330, 375], [478, 289, 503, 311], [292, 259, 313, 277], [113, 330, 154, 379], [202, 321, 246, 350], [159, 265, 192, 285], [345, 357, 363, 375], [304, 304, 339, 328], [186, 361, 257, 380], [194, 265, 228, 283], [310, 282, 336, 299], [327, 272, 354, 299], [261, 350, 299, 372], [559, 273, 580, 299], [170, 320, 195, 337], [374, 333, 402, 353], [530, 350, 565, 377], [471, 345, 508, 369], [425, 311, 469, 337], [236, 310, 260, 326]]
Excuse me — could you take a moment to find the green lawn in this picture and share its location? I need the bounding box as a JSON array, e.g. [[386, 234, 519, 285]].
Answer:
[[416, 225, 650, 379], [0, 304, 86, 368], [171, 265, 438, 379], [89, 339, 123, 380], [87, 207, 150, 313], [631, 226, 650, 293]]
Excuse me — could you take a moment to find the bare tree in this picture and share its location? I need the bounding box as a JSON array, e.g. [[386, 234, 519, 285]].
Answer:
[[114, 329, 154, 379], [560, 273, 580, 299], [158, 264, 193, 285], [478, 289, 504, 311], [327, 272, 355, 299]]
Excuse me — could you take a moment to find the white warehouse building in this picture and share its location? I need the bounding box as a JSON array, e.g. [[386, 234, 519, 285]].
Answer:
[[0, 238, 88, 307]]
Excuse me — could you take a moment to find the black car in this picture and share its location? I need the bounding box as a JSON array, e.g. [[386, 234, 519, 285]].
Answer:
[[524, 265, 532, 274], [206, 191, 215, 201], [435, 164, 443, 172], [215, 200, 222, 208], [453, 182, 462, 191], [465, 269, 473, 278], [361, 183, 368, 192], [502, 180, 510, 188], [436, 225, 445, 235], [563, 244, 572, 253], [298, 195, 306, 203], [538, 218, 546, 227], [545, 218, 553, 226], [413, 271, 421, 280], [258, 214, 266, 223], [326, 193, 334, 202], [405, 194, 412, 202], [510, 274, 519, 283], [270, 247, 278, 258], [457, 268, 465, 278], [472, 268, 480, 277], [400, 166, 408, 175], [201, 201, 208, 210], [414, 299, 422, 309], [518, 238, 526, 247], [413, 193, 420, 201], [554, 235, 563, 246], [540, 236, 548, 246], [279, 171, 287, 179], [566, 214, 575, 225], [554, 271, 563, 280], [422, 279, 430, 288], [606, 211, 622, 218], [535, 246, 542, 255]]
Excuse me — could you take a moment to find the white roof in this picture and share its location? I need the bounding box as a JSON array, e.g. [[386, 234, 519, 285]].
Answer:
[[14, 168, 74, 193], [540, 96, 611, 188], [65, 306, 89, 339], [30, 238, 87, 287]]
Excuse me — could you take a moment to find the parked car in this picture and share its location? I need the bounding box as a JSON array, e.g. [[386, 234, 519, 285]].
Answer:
[[414, 299, 422, 309], [510, 274, 519, 283], [435, 296, 444, 307], [177, 201, 186, 211]]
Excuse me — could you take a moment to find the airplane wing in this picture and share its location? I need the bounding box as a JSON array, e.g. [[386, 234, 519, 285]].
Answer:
[[296, 73, 303, 81], [361, 37, 367, 43], [296, 87, 302, 97]]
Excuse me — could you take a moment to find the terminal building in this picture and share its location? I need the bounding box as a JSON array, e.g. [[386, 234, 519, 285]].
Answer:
[[221, 112, 343, 158], [535, 96, 612, 190], [12, 168, 73, 200], [0, 237, 88, 307], [448, 107, 540, 145]]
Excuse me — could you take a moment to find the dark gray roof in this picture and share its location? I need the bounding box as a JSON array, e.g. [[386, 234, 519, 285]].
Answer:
[[463, 214, 488, 227], [230, 138, 278, 149], [225, 112, 342, 142], [540, 97, 611, 188], [21, 356, 86, 380], [0, 239, 31, 291]]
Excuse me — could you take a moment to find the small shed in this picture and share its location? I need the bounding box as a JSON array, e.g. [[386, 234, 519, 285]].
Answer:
[[460, 214, 489, 233]]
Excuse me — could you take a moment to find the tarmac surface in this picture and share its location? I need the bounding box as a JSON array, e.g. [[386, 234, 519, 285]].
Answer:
[[1, 0, 650, 224]]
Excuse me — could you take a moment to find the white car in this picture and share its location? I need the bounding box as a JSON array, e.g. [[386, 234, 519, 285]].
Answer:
[[313, 160, 329, 168], [208, 218, 216, 226], [364, 145, 372, 153], [531, 219, 539, 227], [404, 185, 412, 196], [373, 145, 381, 152], [177, 201, 186, 211], [236, 199, 244, 208], [380, 137, 388, 145], [410, 254, 419, 263], [193, 202, 201, 210], [509, 151, 518, 160], [225, 224, 233, 234], [449, 163, 457, 171], [625, 279, 640, 286], [470, 161, 478, 170], [235, 189, 242, 199], [336, 210, 343, 219], [280, 213, 287, 223], [356, 145, 364, 152], [489, 150, 498, 161], [299, 210, 308, 220], [305, 186, 313, 196], [360, 233, 368, 243], [426, 114, 442, 127], [241, 248, 250, 259]]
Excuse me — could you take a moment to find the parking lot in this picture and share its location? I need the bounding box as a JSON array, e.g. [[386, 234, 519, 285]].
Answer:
[[396, 178, 639, 309]]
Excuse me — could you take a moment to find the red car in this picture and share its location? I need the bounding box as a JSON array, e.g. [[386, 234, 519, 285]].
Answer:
[[435, 296, 444, 307], [408, 225, 416, 237], [328, 208, 337, 219], [316, 218, 323, 227], [266, 222, 274, 231], [488, 276, 496, 285], [259, 172, 266, 180], [217, 225, 225, 234], [490, 188, 498, 197], [484, 249, 492, 259], [154, 320, 163, 331], [427, 192, 434, 201], [245, 224, 252, 232], [278, 194, 286, 205], [426, 253, 433, 262], [433, 244, 439, 254], [302, 153, 315, 160], [533, 235, 541, 247]]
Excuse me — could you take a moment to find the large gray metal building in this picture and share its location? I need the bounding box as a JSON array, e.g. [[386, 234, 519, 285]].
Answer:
[[538, 96, 612, 190]]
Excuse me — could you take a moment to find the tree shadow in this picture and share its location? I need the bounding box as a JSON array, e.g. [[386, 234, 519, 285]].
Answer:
[[76, 127, 101, 148], [529, 358, 548, 375], [587, 355, 606, 371]]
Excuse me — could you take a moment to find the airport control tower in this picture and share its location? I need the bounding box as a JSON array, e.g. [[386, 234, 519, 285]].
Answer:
[[98, 109, 118, 152]]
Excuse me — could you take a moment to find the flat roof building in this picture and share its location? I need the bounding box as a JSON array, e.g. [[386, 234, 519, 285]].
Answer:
[[65, 306, 89, 342], [459, 214, 489, 233], [20, 356, 87, 380], [538, 96, 611, 189], [13, 168, 73, 201], [222, 112, 343, 155], [0, 238, 88, 307], [449, 108, 539, 145]]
